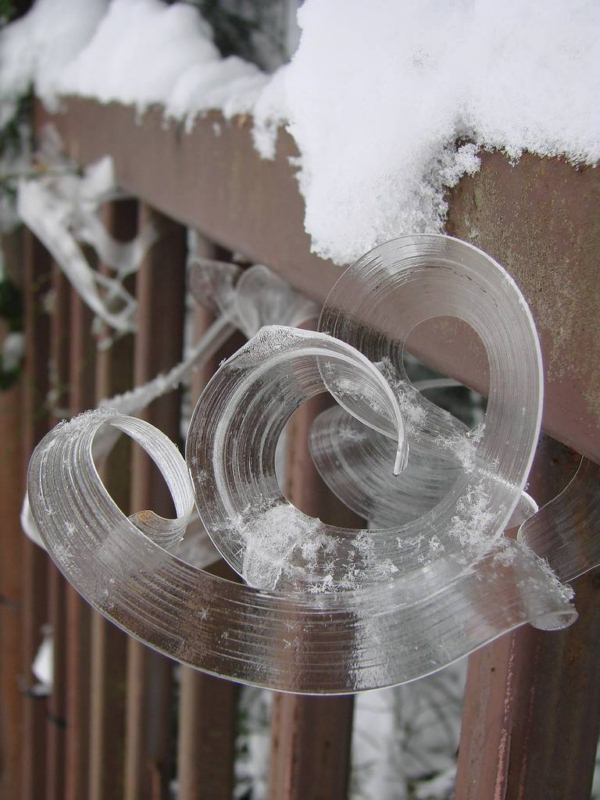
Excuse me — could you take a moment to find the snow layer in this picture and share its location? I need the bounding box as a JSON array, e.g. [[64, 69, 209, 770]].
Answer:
[[283, 0, 600, 264], [2, 0, 599, 265], [0, 0, 106, 112], [57, 0, 268, 119]]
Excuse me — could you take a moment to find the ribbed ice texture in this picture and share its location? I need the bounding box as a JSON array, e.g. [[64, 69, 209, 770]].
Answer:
[[27, 235, 598, 693], [22, 256, 318, 550]]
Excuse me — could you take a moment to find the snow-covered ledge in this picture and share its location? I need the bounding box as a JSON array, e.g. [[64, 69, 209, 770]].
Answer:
[[41, 96, 600, 466]]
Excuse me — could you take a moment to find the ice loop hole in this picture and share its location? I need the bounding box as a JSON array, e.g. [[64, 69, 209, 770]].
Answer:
[[402, 317, 488, 430], [186, 328, 408, 591], [90, 414, 193, 551], [280, 399, 364, 530]]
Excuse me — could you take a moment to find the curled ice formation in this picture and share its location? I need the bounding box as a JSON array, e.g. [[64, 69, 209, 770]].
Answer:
[[27, 235, 598, 693]]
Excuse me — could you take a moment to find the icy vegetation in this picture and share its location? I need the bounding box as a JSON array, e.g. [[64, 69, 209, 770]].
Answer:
[[17, 154, 152, 334], [1, 0, 599, 264]]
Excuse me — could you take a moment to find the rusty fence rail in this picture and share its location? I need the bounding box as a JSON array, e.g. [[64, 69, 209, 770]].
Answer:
[[1, 100, 599, 800]]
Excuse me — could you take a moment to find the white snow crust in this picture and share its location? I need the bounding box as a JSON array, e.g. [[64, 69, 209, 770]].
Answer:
[[285, 0, 600, 264], [58, 0, 268, 118], [0, 0, 107, 114], [1, 0, 599, 265]]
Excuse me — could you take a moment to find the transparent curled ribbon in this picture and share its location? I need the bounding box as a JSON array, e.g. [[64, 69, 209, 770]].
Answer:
[[21, 257, 319, 549], [27, 235, 599, 693]]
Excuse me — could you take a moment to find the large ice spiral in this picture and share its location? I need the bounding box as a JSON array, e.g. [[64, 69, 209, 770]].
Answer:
[[27, 235, 598, 693]]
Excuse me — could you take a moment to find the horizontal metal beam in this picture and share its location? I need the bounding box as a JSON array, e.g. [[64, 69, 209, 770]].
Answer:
[[43, 98, 600, 463]]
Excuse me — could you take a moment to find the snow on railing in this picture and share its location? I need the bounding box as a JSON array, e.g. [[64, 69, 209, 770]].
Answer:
[[2, 1, 599, 266]]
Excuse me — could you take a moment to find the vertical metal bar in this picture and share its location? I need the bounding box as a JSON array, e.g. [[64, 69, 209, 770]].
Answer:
[[268, 396, 357, 800], [64, 284, 96, 800], [177, 254, 240, 800], [124, 207, 186, 800], [21, 230, 52, 800], [89, 199, 137, 800], [0, 237, 25, 799], [46, 264, 71, 800], [455, 437, 600, 800]]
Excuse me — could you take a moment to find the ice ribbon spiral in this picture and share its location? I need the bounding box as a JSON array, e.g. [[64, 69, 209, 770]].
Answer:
[[28, 235, 597, 693]]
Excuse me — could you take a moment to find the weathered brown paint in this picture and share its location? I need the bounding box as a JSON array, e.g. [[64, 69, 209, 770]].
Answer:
[[124, 207, 186, 800], [269, 692, 355, 800], [455, 438, 600, 800], [445, 153, 600, 463], [89, 199, 137, 800], [177, 668, 238, 800], [48, 98, 600, 464], [21, 230, 52, 800], [0, 232, 25, 800]]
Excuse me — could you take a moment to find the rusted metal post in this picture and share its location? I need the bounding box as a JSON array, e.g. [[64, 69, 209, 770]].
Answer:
[[64, 283, 96, 800], [45, 264, 70, 800], [89, 199, 137, 800], [268, 396, 358, 800], [21, 230, 52, 800], [455, 437, 600, 800], [124, 207, 186, 800]]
